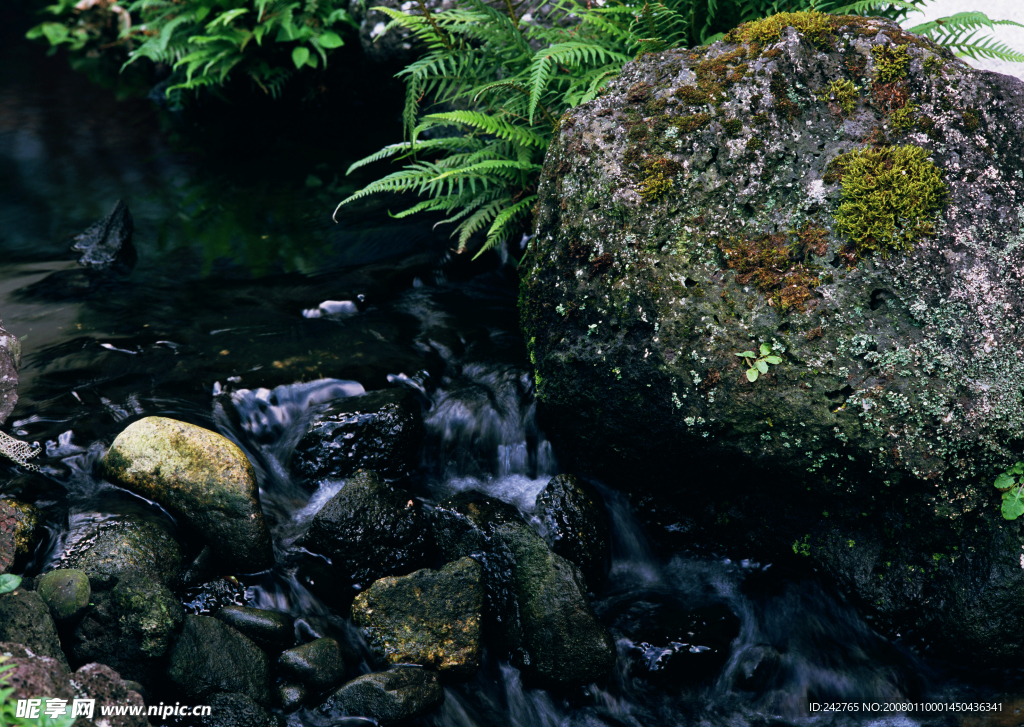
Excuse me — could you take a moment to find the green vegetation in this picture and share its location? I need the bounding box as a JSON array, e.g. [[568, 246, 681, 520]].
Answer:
[[818, 79, 860, 115], [0, 574, 20, 595], [994, 462, 1024, 520], [732, 10, 838, 47], [828, 146, 946, 257], [26, 0, 356, 98], [735, 343, 782, 382], [872, 43, 910, 83]]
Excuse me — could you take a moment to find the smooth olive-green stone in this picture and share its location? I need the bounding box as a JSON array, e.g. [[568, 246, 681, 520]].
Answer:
[[216, 605, 294, 651], [277, 637, 345, 691], [103, 417, 273, 572], [37, 569, 91, 621]]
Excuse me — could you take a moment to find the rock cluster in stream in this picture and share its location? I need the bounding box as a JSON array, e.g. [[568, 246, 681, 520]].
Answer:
[[2, 393, 626, 726], [521, 12, 1024, 663]]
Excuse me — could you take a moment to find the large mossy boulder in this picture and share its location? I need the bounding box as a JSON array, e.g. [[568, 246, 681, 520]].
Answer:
[[300, 470, 429, 590], [58, 514, 183, 587], [433, 492, 615, 686], [520, 12, 1024, 662], [352, 557, 483, 676], [103, 417, 273, 572]]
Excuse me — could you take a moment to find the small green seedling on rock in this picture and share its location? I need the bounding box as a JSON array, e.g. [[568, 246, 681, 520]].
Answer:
[[994, 462, 1024, 519], [736, 343, 782, 382]]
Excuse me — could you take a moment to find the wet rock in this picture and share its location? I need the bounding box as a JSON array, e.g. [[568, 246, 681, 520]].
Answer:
[[36, 568, 91, 621], [520, 13, 1024, 664], [277, 637, 346, 691], [215, 605, 294, 651], [0, 501, 16, 574], [182, 577, 248, 615], [0, 643, 148, 727], [534, 475, 611, 590], [59, 514, 183, 587], [276, 683, 306, 711], [103, 417, 274, 572], [433, 491, 615, 686], [0, 314, 20, 426], [0, 589, 68, 667], [167, 615, 271, 705], [72, 199, 137, 273], [70, 572, 183, 685], [0, 499, 40, 575], [316, 666, 443, 725], [294, 389, 425, 483], [352, 557, 483, 677], [300, 470, 429, 590], [197, 692, 281, 727]]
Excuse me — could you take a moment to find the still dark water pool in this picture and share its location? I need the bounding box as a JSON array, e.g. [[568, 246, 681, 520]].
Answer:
[[1, 5, 1019, 726]]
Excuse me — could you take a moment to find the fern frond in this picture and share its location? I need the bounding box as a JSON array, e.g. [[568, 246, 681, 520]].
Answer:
[[478, 194, 536, 257]]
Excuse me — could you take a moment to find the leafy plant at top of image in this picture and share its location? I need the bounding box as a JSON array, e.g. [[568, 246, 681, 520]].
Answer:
[[994, 462, 1024, 520], [735, 343, 782, 382], [25, 0, 356, 99]]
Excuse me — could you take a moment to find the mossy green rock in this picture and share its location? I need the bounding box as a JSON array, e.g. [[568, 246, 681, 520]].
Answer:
[[433, 492, 615, 686], [277, 637, 345, 691], [521, 14, 1024, 662], [103, 416, 273, 572], [167, 615, 272, 704], [352, 557, 483, 677], [59, 514, 183, 587], [36, 569, 90, 621], [316, 666, 443, 725], [0, 589, 68, 668]]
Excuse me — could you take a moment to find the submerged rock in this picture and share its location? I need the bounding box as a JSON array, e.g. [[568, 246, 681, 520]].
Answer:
[[534, 474, 611, 591], [70, 571, 183, 685], [58, 514, 183, 587], [103, 417, 273, 572], [294, 388, 425, 483], [36, 568, 91, 621], [433, 492, 615, 686], [0, 589, 67, 667], [72, 199, 137, 273], [167, 615, 271, 705], [316, 666, 443, 725], [300, 470, 429, 590], [520, 12, 1024, 662], [352, 557, 483, 677], [0, 314, 20, 426]]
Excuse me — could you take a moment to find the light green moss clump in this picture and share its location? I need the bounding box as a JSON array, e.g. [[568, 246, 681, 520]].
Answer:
[[735, 11, 836, 47], [889, 102, 918, 131], [818, 79, 860, 115], [638, 169, 673, 202], [829, 145, 946, 257], [872, 44, 910, 83]]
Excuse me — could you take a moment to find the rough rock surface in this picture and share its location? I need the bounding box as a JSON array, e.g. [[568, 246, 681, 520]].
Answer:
[[433, 492, 615, 685], [300, 470, 429, 589], [58, 514, 184, 587], [294, 388, 425, 483], [72, 199, 137, 273], [103, 417, 273, 572], [277, 637, 346, 691], [197, 692, 280, 727], [0, 314, 19, 425], [0, 589, 68, 667], [1, 644, 149, 727], [36, 568, 91, 621], [316, 666, 443, 725], [534, 474, 610, 590], [167, 615, 271, 705], [521, 13, 1024, 662], [352, 556, 483, 676]]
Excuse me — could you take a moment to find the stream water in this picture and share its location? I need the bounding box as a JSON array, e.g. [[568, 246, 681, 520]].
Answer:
[[1, 6, 1021, 727]]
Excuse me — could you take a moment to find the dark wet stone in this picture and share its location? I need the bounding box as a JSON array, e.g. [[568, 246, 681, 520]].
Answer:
[[352, 557, 483, 677], [167, 615, 272, 705], [277, 682, 306, 711], [58, 514, 183, 587], [0, 589, 68, 667], [70, 571, 183, 685], [316, 666, 443, 725], [36, 568, 91, 621], [433, 491, 615, 686], [216, 605, 294, 651], [0, 501, 15, 575], [198, 692, 281, 727], [72, 199, 137, 273], [0, 315, 20, 426], [300, 470, 430, 592], [294, 389, 425, 483], [277, 637, 346, 691], [103, 417, 274, 573], [535, 474, 610, 591]]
